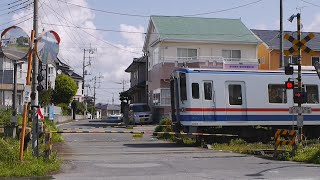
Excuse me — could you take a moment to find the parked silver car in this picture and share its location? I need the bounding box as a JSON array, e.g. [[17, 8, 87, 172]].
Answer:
[[128, 103, 152, 124]]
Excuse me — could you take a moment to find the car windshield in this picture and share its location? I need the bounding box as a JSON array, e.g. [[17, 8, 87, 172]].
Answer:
[[132, 105, 150, 112]]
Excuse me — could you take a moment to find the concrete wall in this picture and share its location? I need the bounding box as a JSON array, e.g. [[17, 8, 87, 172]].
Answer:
[[53, 114, 86, 124]]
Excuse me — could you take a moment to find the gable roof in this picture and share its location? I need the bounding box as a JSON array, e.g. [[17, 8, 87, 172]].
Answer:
[[150, 16, 260, 44], [251, 29, 320, 50]]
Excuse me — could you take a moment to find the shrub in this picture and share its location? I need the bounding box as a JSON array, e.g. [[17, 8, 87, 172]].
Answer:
[[57, 103, 71, 116], [0, 109, 12, 126], [230, 138, 247, 145], [160, 117, 172, 125]]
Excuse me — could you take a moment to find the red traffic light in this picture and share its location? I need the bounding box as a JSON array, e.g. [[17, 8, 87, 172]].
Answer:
[[285, 81, 294, 89]]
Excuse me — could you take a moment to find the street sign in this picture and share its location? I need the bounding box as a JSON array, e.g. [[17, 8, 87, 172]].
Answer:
[[284, 33, 315, 56], [24, 85, 31, 103], [289, 106, 312, 114]]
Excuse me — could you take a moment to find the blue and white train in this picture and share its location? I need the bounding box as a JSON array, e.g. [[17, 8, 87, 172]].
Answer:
[[170, 68, 320, 137]]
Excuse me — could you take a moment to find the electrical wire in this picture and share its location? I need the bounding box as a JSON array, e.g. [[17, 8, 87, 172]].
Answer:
[[301, 0, 320, 7], [0, 12, 33, 27], [41, 22, 256, 37], [0, 16, 32, 31], [62, 0, 86, 47], [0, 2, 32, 17], [57, 0, 264, 18], [43, 2, 143, 55], [42, 2, 84, 50]]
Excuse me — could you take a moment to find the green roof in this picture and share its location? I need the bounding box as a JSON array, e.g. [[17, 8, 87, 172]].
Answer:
[[150, 16, 259, 43]]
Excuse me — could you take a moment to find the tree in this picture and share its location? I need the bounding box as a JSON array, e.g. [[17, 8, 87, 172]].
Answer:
[[52, 74, 78, 105], [39, 88, 53, 107]]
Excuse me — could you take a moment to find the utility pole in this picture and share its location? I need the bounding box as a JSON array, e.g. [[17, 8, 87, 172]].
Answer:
[[91, 73, 103, 118], [31, 0, 39, 157], [280, 0, 284, 68]]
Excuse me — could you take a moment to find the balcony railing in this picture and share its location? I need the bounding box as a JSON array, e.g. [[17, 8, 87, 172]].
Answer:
[[150, 56, 259, 70]]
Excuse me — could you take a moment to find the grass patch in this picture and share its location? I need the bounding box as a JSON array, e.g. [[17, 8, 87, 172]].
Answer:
[[126, 126, 134, 130], [44, 119, 63, 143], [0, 138, 60, 177], [212, 138, 320, 164], [132, 133, 143, 138]]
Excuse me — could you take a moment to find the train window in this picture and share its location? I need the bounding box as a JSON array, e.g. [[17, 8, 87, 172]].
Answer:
[[268, 84, 287, 103], [228, 84, 242, 105], [180, 73, 187, 101], [192, 83, 199, 99], [204, 82, 212, 100], [306, 85, 319, 104]]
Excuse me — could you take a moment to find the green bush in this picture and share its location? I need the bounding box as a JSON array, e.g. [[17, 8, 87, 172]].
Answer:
[[160, 117, 172, 125], [57, 103, 71, 116], [0, 109, 12, 126], [230, 138, 247, 145], [292, 145, 320, 164]]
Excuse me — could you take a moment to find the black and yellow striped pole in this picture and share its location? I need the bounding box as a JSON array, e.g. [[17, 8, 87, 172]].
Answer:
[[296, 13, 303, 143]]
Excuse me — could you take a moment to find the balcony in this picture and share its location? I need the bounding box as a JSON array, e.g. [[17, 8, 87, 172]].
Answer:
[[148, 56, 259, 81]]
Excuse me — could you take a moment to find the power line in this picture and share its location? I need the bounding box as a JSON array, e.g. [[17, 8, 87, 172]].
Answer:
[[42, 2, 84, 50], [57, 0, 264, 18], [62, 0, 87, 47], [41, 22, 256, 37], [301, 0, 320, 7], [0, 2, 32, 17], [43, 2, 143, 55], [0, 12, 33, 26], [56, 0, 86, 47], [0, 16, 32, 32]]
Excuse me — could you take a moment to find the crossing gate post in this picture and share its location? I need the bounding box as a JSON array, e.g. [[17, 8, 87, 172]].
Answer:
[[44, 131, 52, 159], [274, 129, 297, 157]]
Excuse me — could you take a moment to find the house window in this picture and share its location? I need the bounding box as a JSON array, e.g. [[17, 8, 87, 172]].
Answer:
[[177, 48, 197, 60], [153, 47, 159, 65], [292, 56, 299, 64], [153, 88, 171, 106], [161, 89, 170, 105], [48, 67, 54, 74], [268, 84, 287, 103], [312, 57, 320, 66], [222, 50, 241, 61]]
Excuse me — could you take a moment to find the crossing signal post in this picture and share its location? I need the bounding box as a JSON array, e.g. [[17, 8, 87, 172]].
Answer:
[[284, 13, 315, 142]]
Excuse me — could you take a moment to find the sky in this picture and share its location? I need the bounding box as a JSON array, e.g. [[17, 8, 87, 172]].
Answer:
[[1, 0, 320, 104]]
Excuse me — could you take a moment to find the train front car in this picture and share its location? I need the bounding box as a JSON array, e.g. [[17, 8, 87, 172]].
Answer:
[[170, 67, 320, 138]]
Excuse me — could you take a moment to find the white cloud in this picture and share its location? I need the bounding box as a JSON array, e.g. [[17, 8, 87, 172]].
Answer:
[[11, 0, 144, 104], [304, 13, 320, 32]]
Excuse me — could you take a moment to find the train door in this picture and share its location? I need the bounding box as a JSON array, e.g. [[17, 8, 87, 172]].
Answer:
[[202, 81, 215, 121], [225, 81, 247, 121], [170, 77, 180, 123]]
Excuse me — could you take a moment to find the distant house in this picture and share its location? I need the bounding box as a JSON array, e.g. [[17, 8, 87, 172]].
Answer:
[[252, 29, 320, 70], [142, 16, 260, 119], [125, 56, 148, 103], [96, 103, 121, 118]]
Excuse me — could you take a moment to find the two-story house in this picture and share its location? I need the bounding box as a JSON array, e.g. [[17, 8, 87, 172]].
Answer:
[[0, 50, 27, 112], [125, 56, 147, 103], [252, 29, 320, 70], [143, 16, 261, 119]]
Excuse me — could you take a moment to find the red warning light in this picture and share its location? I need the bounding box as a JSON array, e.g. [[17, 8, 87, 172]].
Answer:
[[285, 81, 294, 89]]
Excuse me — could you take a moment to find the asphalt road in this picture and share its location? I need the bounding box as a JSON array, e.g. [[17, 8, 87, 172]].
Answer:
[[52, 118, 320, 180]]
